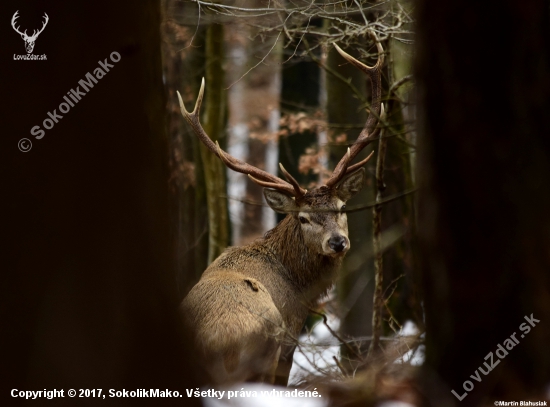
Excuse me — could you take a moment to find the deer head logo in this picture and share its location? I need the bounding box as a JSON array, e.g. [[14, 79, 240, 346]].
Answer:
[[11, 11, 49, 54]]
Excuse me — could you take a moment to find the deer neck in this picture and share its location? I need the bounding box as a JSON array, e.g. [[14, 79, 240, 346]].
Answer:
[[262, 215, 342, 302]]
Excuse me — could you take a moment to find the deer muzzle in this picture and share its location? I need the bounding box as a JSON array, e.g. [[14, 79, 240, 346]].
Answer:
[[326, 234, 349, 254]]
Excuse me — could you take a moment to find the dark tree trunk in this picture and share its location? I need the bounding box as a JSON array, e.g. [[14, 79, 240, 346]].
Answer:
[[416, 0, 550, 404], [379, 39, 421, 332], [3, 0, 206, 405], [163, 0, 208, 297], [201, 21, 230, 264]]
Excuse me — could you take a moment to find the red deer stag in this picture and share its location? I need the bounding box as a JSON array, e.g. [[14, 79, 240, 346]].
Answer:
[[178, 41, 384, 385]]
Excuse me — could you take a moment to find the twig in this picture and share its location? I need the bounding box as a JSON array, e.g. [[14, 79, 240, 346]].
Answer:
[[389, 74, 413, 95], [295, 342, 333, 376], [183, 0, 202, 49], [382, 273, 404, 299], [333, 355, 348, 377], [367, 125, 388, 361], [353, 0, 369, 27], [308, 308, 363, 362], [221, 187, 417, 211], [225, 29, 283, 89]]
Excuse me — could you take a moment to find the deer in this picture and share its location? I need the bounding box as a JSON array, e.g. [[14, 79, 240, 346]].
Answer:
[[178, 41, 384, 386], [11, 11, 49, 54]]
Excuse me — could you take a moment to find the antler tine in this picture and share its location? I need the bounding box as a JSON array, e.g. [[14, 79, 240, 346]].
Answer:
[[36, 13, 49, 37], [345, 150, 375, 174], [215, 142, 298, 195], [29, 13, 49, 39], [178, 79, 303, 197], [177, 77, 205, 118], [11, 11, 26, 36], [247, 175, 294, 195], [326, 39, 384, 188], [279, 163, 307, 195]]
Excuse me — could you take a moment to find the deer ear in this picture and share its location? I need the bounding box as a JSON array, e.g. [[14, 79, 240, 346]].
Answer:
[[264, 189, 298, 213], [335, 167, 365, 201]]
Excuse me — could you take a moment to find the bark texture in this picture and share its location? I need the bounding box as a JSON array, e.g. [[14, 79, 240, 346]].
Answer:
[[201, 22, 230, 264]]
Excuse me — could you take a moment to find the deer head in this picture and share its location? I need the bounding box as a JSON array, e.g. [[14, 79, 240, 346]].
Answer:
[[262, 172, 365, 257], [11, 11, 49, 54], [177, 42, 384, 243]]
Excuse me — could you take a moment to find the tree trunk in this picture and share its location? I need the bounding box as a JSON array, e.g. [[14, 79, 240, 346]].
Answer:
[[379, 37, 422, 333], [232, 27, 281, 244], [163, 0, 208, 297], [4, 0, 206, 404], [416, 0, 550, 404], [200, 22, 230, 264]]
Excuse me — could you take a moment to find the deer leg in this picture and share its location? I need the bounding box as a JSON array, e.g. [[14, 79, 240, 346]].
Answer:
[[273, 344, 296, 386], [265, 345, 281, 384]]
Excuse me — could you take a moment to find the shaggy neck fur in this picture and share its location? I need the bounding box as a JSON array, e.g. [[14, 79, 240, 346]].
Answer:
[[262, 215, 342, 304]]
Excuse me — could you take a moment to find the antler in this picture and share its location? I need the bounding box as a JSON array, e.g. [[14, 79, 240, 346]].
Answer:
[[325, 40, 385, 188], [11, 11, 26, 37], [29, 13, 49, 40], [11, 11, 49, 39], [177, 79, 306, 197]]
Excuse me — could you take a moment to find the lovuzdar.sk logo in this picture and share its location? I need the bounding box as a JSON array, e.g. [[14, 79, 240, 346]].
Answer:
[[12, 10, 48, 60]]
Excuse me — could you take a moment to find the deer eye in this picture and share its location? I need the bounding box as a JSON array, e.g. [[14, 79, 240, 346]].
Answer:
[[299, 216, 309, 224], [341, 205, 346, 212]]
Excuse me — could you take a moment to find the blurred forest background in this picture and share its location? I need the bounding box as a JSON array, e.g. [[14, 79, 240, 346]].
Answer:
[[163, 0, 421, 384], [163, 0, 550, 404]]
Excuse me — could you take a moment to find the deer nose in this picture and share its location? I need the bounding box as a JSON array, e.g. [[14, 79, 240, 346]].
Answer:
[[328, 235, 347, 253]]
